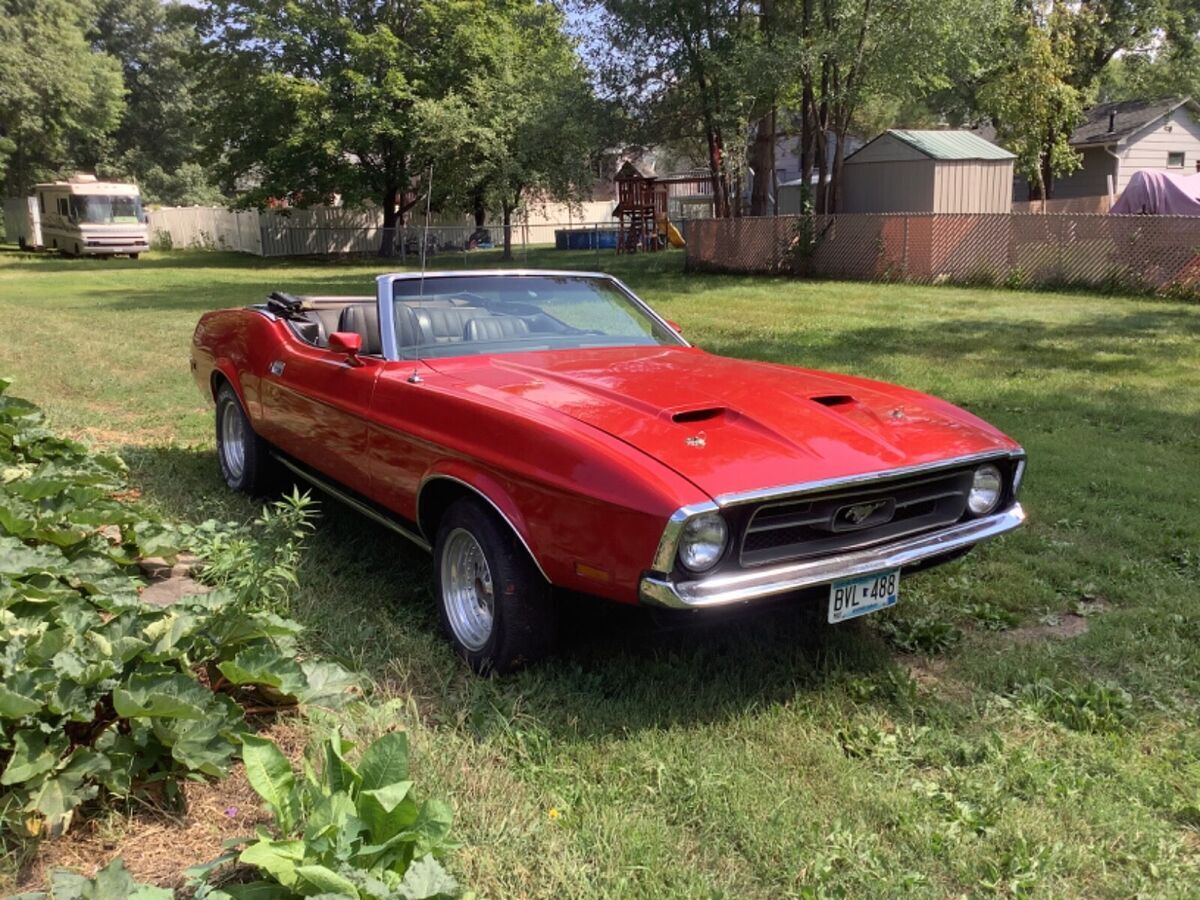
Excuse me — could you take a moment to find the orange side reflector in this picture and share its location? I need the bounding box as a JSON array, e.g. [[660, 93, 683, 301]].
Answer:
[[574, 562, 610, 583]]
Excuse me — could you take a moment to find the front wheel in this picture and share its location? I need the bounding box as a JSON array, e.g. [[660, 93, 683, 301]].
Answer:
[[434, 498, 557, 674], [215, 382, 275, 493]]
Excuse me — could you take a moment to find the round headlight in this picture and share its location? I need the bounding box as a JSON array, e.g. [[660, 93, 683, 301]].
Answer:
[[677, 512, 728, 572], [968, 464, 1003, 515]]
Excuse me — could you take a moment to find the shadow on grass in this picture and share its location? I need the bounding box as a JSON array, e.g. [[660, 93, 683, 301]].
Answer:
[[124, 443, 895, 739]]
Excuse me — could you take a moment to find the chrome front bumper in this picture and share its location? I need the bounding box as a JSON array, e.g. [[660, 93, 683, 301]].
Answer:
[[639, 503, 1026, 609]]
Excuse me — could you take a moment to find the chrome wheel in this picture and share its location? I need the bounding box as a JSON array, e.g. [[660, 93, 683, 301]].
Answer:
[[220, 401, 246, 481], [440, 527, 495, 651]]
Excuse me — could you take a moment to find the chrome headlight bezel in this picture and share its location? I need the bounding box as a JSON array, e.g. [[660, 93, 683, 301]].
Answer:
[[677, 511, 729, 573], [967, 463, 1003, 515]]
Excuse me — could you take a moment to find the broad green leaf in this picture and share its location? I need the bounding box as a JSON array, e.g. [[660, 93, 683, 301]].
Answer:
[[298, 660, 360, 709], [358, 781, 417, 844], [397, 854, 459, 900], [217, 645, 308, 698], [79, 858, 174, 900], [323, 731, 361, 795], [28, 749, 110, 830], [161, 712, 241, 778], [0, 535, 62, 576], [413, 800, 455, 855], [0, 496, 35, 536], [113, 669, 211, 719], [0, 685, 42, 718], [239, 840, 304, 888], [1, 730, 66, 786], [241, 735, 299, 832], [220, 882, 295, 900], [358, 732, 409, 792], [295, 864, 360, 897]]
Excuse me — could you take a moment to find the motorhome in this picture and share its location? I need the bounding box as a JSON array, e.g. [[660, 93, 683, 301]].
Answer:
[[16, 175, 149, 258]]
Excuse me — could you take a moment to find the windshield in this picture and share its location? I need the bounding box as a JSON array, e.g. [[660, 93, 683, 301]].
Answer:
[[390, 275, 682, 359], [68, 195, 143, 225]]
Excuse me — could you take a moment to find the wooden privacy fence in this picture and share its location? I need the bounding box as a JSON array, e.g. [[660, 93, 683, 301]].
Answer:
[[146, 201, 616, 257], [685, 214, 1200, 295]]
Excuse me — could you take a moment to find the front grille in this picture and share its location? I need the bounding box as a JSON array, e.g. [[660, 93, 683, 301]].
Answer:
[[739, 468, 974, 567]]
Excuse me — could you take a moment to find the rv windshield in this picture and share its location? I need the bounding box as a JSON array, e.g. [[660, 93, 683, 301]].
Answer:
[[68, 195, 143, 225]]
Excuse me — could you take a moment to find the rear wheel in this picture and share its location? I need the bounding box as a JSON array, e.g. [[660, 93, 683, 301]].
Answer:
[[215, 382, 275, 494], [434, 497, 557, 674], [130, 253, 140, 260]]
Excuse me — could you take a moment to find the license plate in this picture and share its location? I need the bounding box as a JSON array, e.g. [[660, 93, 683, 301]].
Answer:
[[828, 569, 899, 623]]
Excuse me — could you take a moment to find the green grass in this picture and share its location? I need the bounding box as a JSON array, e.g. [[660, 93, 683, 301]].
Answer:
[[2, 246, 1199, 897]]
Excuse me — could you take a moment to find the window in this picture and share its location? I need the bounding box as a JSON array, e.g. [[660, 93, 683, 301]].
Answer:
[[38, 193, 45, 213], [388, 275, 683, 360], [1168, 152, 1185, 168], [68, 195, 143, 224], [57, 198, 69, 216]]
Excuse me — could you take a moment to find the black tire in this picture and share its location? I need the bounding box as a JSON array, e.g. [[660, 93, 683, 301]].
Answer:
[[18, 237, 26, 250], [215, 382, 275, 494], [129, 253, 139, 260], [433, 497, 557, 674]]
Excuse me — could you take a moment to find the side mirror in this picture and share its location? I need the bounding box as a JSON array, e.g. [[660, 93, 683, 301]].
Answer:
[[666, 319, 684, 334], [328, 331, 363, 365]]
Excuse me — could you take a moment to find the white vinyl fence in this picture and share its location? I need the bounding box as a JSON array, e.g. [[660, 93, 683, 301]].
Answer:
[[147, 201, 618, 257]]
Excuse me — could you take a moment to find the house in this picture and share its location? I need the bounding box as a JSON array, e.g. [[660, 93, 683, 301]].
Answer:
[[1047, 97, 1200, 200], [838, 130, 1015, 214]]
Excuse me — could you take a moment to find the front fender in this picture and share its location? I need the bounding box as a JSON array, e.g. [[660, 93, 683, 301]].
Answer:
[[417, 464, 549, 582]]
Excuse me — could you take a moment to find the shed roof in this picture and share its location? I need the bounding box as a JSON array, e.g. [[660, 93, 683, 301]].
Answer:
[[1070, 97, 1197, 147], [886, 130, 1014, 161]]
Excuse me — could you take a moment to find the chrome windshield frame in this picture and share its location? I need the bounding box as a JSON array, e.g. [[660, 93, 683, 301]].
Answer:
[[375, 269, 689, 362]]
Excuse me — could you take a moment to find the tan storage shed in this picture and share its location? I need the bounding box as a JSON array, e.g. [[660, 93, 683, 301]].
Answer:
[[841, 130, 1015, 213]]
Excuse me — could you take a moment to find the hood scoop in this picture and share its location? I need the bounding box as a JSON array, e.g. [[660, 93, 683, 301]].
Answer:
[[811, 394, 856, 408], [671, 406, 728, 424]]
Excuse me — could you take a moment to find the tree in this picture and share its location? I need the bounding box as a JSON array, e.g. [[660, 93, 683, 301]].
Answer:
[[598, 0, 756, 218], [90, 0, 222, 205], [203, 0, 430, 255], [980, 14, 1084, 200], [418, 0, 602, 258], [0, 0, 124, 195]]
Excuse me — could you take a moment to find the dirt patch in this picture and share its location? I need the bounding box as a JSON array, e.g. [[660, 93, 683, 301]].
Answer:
[[137, 555, 209, 607], [14, 720, 310, 893], [1009, 613, 1091, 642]]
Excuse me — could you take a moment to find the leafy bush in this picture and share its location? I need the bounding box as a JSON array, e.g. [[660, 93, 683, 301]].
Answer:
[[1014, 679, 1134, 734], [876, 611, 962, 655], [0, 379, 355, 840], [191, 489, 318, 614], [191, 731, 459, 900], [14, 857, 171, 899]]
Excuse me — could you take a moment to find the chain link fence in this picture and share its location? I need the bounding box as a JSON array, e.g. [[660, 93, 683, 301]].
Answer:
[[686, 214, 1200, 297]]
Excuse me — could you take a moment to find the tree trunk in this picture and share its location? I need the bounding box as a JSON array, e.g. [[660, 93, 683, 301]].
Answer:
[[706, 127, 728, 218], [749, 109, 776, 216], [473, 191, 486, 229], [501, 203, 514, 260], [378, 185, 399, 257]]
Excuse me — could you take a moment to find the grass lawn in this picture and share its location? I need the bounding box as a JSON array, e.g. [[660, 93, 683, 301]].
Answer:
[[1, 246, 1199, 897]]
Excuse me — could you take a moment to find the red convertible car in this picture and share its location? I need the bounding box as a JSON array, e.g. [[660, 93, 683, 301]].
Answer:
[[191, 270, 1026, 672]]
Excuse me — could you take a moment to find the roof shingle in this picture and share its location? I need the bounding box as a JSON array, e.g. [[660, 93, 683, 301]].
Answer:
[[1070, 97, 1195, 146]]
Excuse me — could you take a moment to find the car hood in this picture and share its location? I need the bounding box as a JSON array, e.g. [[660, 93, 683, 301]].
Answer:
[[429, 346, 1018, 501]]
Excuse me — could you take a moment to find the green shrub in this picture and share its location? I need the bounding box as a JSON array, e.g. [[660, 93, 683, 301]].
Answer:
[[191, 489, 318, 614], [190, 730, 459, 900], [0, 379, 356, 841], [13, 857, 171, 899], [1014, 679, 1133, 734]]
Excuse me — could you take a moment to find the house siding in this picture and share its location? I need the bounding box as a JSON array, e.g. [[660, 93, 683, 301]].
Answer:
[[1043, 147, 1119, 199], [1116, 107, 1200, 193], [842, 159, 935, 212], [848, 135, 930, 163], [931, 160, 1013, 213]]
